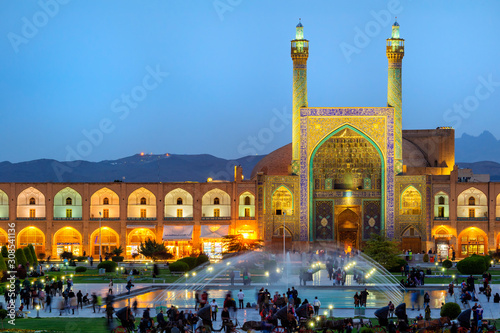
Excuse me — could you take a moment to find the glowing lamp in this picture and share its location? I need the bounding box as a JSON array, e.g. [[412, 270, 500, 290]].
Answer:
[[192, 272, 196, 276], [329, 305, 333, 310], [184, 273, 189, 278], [265, 271, 269, 277]]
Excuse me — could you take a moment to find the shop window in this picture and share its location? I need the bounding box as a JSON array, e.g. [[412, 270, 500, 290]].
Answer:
[[438, 196, 445, 205], [103, 197, 109, 205], [214, 209, 220, 217], [244, 208, 250, 217], [177, 198, 183, 205], [140, 197, 147, 205], [66, 209, 72, 218], [438, 207, 445, 217], [177, 209, 183, 217], [29, 197, 36, 205], [103, 209, 109, 218], [461, 236, 467, 243], [469, 197, 475, 206], [140, 209, 147, 218], [244, 196, 251, 205], [29, 209, 35, 218], [469, 209, 475, 218], [401, 186, 421, 215], [214, 197, 220, 205]]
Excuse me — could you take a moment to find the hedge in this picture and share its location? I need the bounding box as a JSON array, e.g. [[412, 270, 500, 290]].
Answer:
[[360, 328, 374, 333], [0, 254, 6, 271], [1, 246, 7, 258], [457, 255, 486, 275], [440, 302, 461, 319], [195, 254, 209, 267], [389, 258, 407, 273], [76, 256, 87, 262], [442, 259, 453, 269], [97, 260, 118, 273], [178, 257, 197, 270], [27, 244, 38, 266], [15, 248, 27, 266], [169, 261, 190, 272], [75, 266, 87, 273], [111, 256, 124, 262], [23, 247, 33, 266]]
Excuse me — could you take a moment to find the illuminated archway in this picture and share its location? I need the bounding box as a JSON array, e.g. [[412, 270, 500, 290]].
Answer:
[[457, 187, 487, 219], [90, 227, 119, 257], [53, 227, 82, 257], [17, 187, 46, 218], [127, 228, 156, 258], [401, 186, 422, 215], [201, 189, 231, 218], [239, 191, 255, 217], [165, 188, 193, 218], [0, 190, 8, 219], [434, 191, 449, 218], [128, 187, 156, 219], [90, 187, 120, 219], [458, 227, 487, 256], [0, 228, 7, 246], [17, 226, 45, 255], [272, 186, 293, 216], [54, 187, 82, 219]]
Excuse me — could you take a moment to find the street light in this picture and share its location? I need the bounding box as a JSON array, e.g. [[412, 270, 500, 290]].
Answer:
[[36, 305, 40, 318], [329, 304, 333, 317]]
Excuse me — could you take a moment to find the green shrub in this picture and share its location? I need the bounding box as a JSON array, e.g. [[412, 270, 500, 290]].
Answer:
[[423, 254, 429, 262], [442, 259, 453, 269], [482, 254, 493, 269], [388, 258, 407, 273], [457, 256, 486, 275], [76, 256, 87, 262], [440, 302, 461, 319], [75, 266, 87, 273], [178, 257, 197, 269], [195, 254, 209, 266], [27, 244, 37, 266], [0, 255, 6, 271], [97, 260, 118, 273], [15, 248, 27, 266], [69, 259, 76, 266], [22, 247, 33, 266], [111, 256, 124, 262], [360, 327, 374, 333], [60, 251, 73, 259], [169, 261, 189, 272], [1, 246, 7, 258]]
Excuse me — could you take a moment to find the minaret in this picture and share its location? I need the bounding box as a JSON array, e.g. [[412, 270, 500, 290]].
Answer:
[[386, 19, 404, 174], [291, 19, 309, 175]]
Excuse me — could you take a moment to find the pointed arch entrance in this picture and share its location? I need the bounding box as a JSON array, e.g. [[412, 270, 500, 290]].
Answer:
[[336, 208, 361, 251]]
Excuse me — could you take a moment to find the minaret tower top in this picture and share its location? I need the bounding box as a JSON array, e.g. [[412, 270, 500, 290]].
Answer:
[[291, 19, 309, 60], [387, 18, 404, 61]]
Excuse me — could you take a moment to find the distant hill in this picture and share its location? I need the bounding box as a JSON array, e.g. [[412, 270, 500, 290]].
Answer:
[[0, 153, 264, 183], [456, 131, 500, 163], [456, 161, 500, 181]]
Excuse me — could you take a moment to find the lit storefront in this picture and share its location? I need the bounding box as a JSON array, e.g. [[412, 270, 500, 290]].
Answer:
[[54, 227, 82, 257], [90, 227, 119, 257], [162, 225, 193, 258], [458, 227, 487, 257], [126, 226, 156, 259], [200, 225, 229, 260]]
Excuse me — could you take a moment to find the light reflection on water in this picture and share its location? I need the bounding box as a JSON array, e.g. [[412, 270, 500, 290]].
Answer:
[[112, 288, 447, 310]]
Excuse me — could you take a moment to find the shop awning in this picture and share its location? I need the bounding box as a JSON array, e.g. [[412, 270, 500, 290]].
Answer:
[[162, 225, 193, 241], [126, 225, 156, 229], [200, 225, 229, 239]]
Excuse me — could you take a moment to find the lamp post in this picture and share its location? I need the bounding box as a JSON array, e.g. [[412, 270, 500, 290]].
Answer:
[[99, 211, 102, 260], [283, 211, 286, 262], [36, 305, 40, 318]]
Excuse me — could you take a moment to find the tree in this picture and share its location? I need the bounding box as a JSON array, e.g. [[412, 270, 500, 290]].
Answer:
[[0, 255, 6, 271], [15, 248, 27, 267], [112, 245, 124, 256], [221, 234, 263, 254], [28, 244, 38, 266], [363, 233, 401, 270], [1, 246, 7, 258], [0, 309, 7, 328], [23, 247, 33, 266], [139, 239, 169, 261], [440, 302, 461, 319]]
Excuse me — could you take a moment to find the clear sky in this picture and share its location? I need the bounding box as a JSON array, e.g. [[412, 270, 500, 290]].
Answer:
[[1, 1, 499, 163]]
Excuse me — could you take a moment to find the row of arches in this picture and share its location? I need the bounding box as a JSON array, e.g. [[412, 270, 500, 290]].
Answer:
[[0, 226, 157, 258], [0, 187, 255, 219], [400, 186, 498, 219]]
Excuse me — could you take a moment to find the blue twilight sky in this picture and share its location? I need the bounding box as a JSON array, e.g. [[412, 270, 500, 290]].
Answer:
[[1, 1, 500, 163]]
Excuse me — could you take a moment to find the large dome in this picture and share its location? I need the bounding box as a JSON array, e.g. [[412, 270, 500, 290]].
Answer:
[[251, 143, 292, 179], [403, 138, 430, 167]]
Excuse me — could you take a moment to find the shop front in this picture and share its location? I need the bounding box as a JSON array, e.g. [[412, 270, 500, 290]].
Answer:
[[458, 227, 487, 257], [162, 225, 193, 258], [200, 225, 229, 260], [126, 226, 156, 259]]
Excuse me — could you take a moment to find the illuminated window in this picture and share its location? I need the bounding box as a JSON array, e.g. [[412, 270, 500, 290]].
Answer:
[[438, 196, 445, 205], [92, 228, 118, 256], [29, 209, 35, 218], [469, 209, 475, 218], [103, 209, 109, 218], [469, 197, 475, 206], [66, 209, 72, 218], [401, 186, 421, 215], [55, 228, 81, 256], [177, 209, 183, 217], [272, 187, 293, 216], [29, 197, 36, 205], [438, 207, 445, 217], [214, 197, 220, 205], [103, 197, 109, 205], [214, 209, 220, 217], [140, 197, 147, 205], [177, 198, 183, 205], [244, 196, 251, 205], [66, 197, 72, 205], [140, 209, 147, 218], [245, 208, 250, 217]]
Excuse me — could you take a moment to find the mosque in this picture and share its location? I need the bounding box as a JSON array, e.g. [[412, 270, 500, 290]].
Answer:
[[0, 21, 498, 260]]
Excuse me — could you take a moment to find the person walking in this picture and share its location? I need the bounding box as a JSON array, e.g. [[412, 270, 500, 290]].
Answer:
[[485, 285, 492, 302], [237, 289, 244, 309], [423, 292, 430, 309], [77, 290, 83, 309], [312, 296, 321, 316], [388, 301, 395, 317], [424, 305, 431, 321], [229, 271, 235, 286], [91, 292, 98, 313], [108, 279, 113, 295], [45, 293, 52, 313], [210, 299, 218, 321]]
